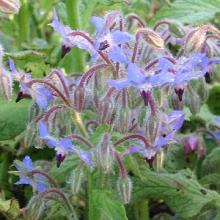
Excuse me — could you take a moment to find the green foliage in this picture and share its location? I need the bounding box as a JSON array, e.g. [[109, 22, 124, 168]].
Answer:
[[134, 169, 220, 219], [0, 197, 20, 219], [150, 0, 220, 25], [164, 144, 197, 172], [89, 189, 128, 220], [0, 98, 30, 141], [207, 85, 220, 115]]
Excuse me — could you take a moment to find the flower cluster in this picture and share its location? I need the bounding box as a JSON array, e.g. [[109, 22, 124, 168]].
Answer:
[[10, 10, 220, 207]]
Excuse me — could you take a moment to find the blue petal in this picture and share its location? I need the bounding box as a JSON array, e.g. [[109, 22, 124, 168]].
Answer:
[[91, 16, 104, 33], [127, 63, 146, 84], [108, 46, 129, 64], [150, 72, 175, 87], [15, 176, 31, 185], [111, 31, 133, 45], [167, 110, 184, 130], [36, 181, 47, 193], [35, 87, 53, 109], [38, 121, 49, 137], [23, 156, 33, 170], [59, 138, 73, 151], [108, 79, 130, 89], [128, 145, 147, 157], [79, 151, 92, 165]]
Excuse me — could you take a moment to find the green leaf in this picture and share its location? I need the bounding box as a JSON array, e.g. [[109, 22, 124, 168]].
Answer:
[[50, 155, 78, 183], [0, 99, 30, 141], [150, 0, 220, 25], [0, 198, 20, 219], [201, 148, 220, 175], [133, 169, 220, 219], [90, 189, 128, 220], [164, 144, 197, 172]]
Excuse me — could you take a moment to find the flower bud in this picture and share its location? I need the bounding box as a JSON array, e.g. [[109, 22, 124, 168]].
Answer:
[[185, 86, 201, 115], [114, 107, 129, 133], [95, 133, 114, 173], [98, 98, 115, 124], [140, 28, 164, 49], [0, 71, 12, 100], [24, 122, 37, 148], [171, 92, 184, 110], [184, 136, 199, 154], [184, 28, 206, 53], [145, 114, 161, 145], [73, 86, 86, 112], [69, 166, 84, 194], [117, 175, 132, 204], [0, 0, 20, 14], [196, 145, 206, 157]]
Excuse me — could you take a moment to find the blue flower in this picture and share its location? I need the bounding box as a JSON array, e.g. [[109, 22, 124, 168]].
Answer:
[[38, 122, 92, 165], [9, 59, 53, 109], [51, 9, 97, 57], [127, 111, 184, 159], [108, 63, 147, 89], [15, 156, 47, 193]]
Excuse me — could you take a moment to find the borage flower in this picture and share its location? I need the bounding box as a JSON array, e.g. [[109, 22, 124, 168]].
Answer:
[[38, 121, 92, 167], [126, 111, 184, 161], [14, 156, 47, 193], [9, 59, 53, 109]]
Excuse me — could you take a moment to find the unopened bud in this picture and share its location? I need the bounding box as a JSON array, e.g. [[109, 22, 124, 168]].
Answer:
[[171, 92, 184, 110], [24, 122, 37, 148], [0, 0, 20, 14], [98, 98, 114, 124], [117, 175, 132, 204], [184, 28, 206, 53], [69, 166, 84, 194], [73, 86, 86, 112], [185, 86, 201, 115], [115, 107, 129, 133], [196, 145, 206, 157], [184, 136, 199, 154], [95, 133, 114, 173], [0, 71, 12, 100], [145, 114, 161, 144], [140, 28, 164, 49]]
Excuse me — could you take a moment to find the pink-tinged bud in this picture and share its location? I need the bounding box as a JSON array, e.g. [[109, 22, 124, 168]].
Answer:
[[139, 28, 164, 49], [196, 145, 206, 157], [0, 0, 20, 14], [184, 136, 199, 154], [73, 86, 86, 112], [0, 71, 12, 100], [105, 11, 122, 29], [184, 28, 206, 53], [69, 166, 84, 194], [117, 175, 132, 204], [95, 133, 114, 173], [98, 98, 114, 124]]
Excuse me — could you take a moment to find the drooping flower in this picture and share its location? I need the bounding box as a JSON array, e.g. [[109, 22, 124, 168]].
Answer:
[[14, 156, 47, 193], [127, 110, 184, 160], [9, 59, 53, 109], [38, 121, 92, 166]]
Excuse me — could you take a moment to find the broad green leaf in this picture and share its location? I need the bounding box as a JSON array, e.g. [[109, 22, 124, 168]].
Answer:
[[90, 189, 128, 220], [150, 0, 220, 25], [201, 148, 220, 175], [0, 99, 30, 141], [164, 144, 197, 172], [133, 169, 220, 219]]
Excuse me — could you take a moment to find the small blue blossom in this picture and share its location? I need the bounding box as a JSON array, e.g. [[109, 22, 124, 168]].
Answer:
[[38, 122, 92, 165], [108, 63, 147, 89], [15, 156, 47, 193]]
